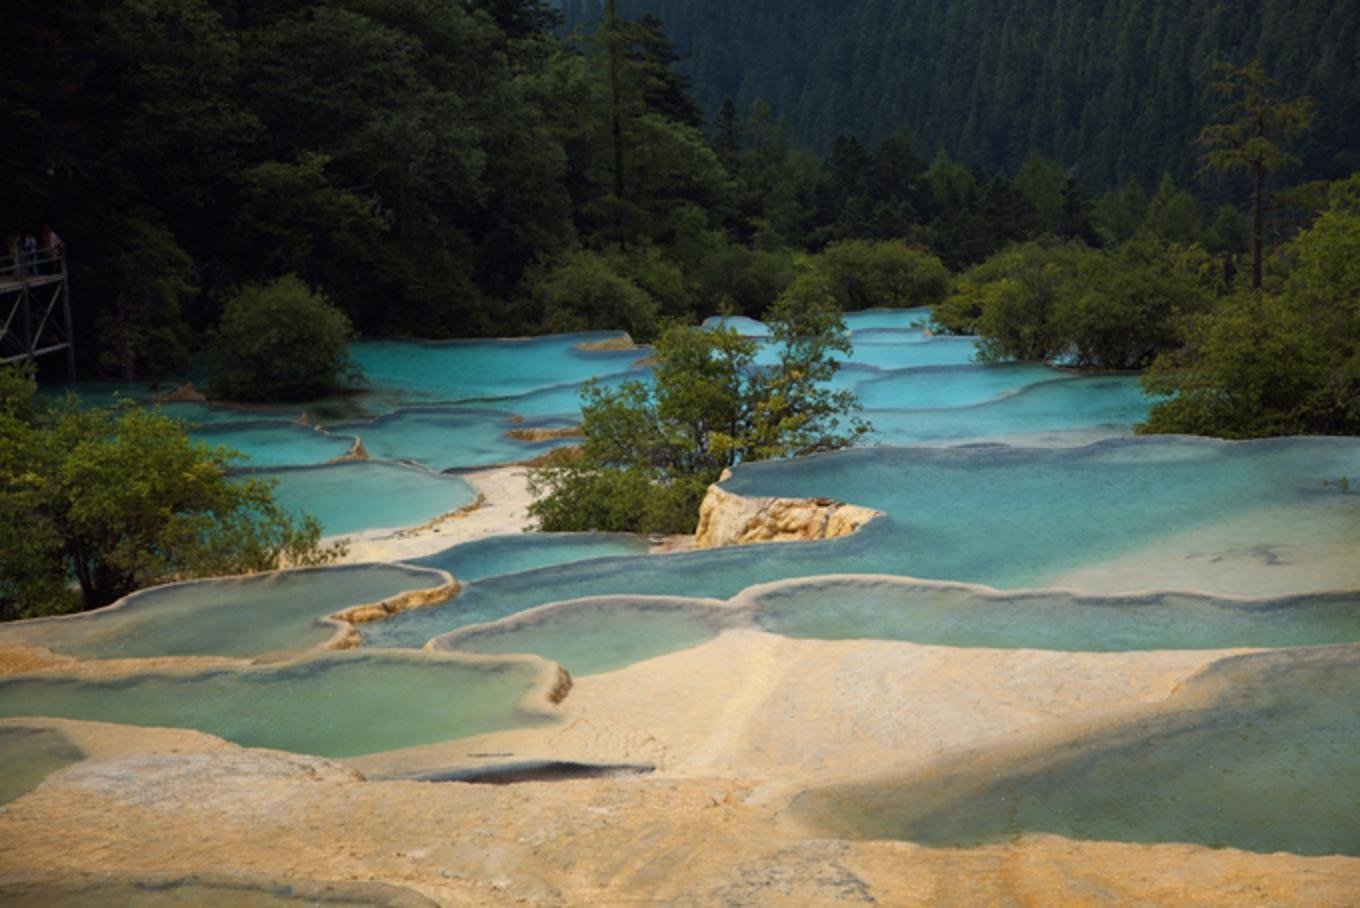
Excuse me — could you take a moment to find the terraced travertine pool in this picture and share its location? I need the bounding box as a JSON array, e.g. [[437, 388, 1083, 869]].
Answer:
[[0, 564, 452, 660], [789, 645, 1360, 856], [0, 652, 553, 758], [10, 311, 1359, 858]]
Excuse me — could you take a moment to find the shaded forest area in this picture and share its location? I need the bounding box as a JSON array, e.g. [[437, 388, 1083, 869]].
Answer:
[[0, 1, 1244, 374], [2, 0, 1356, 441], [567, 0, 1360, 190]]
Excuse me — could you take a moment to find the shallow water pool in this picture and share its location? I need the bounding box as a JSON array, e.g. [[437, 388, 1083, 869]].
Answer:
[[749, 578, 1360, 651], [0, 726, 83, 805], [191, 421, 356, 467], [329, 408, 567, 470], [410, 533, 650, 583], [0, 652, 551, 758], [0, 565, 450, 660], [790, 645, 1360, 856], [433, 596, 728, 676], [244, 461, 476, 537], [363, 437, 1360, 647]]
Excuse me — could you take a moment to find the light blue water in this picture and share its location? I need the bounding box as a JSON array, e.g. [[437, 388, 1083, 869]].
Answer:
[[190, 421, 356, 468], [866, 375, 1154, 444], [329, 408, 569, 470], [791, 645, 1360, 856], [463, 369, 648, 419], [0, 652, 551, 758], [348, 334, 641, 407], [433, 597, 728, 676], [361, 437, 1360, 648], [701, 315, 771, 337], [846, 335, 981, 369], [0, 565, 450, 659], [749, 578, 1360, 651], [410, 533, 650, 583], [845, 308, 933, 332], [855, 364, 1068, 410], [244, 462, 477, 537]]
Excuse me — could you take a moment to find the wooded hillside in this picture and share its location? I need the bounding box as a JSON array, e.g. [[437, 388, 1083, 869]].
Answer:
[[564, 0, 1360, 190]]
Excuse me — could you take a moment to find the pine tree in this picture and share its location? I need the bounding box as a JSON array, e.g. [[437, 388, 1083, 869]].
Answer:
[[1196, 61, 1313, 289]]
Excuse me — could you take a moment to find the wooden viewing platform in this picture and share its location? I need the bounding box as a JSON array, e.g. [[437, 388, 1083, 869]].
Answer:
[[1, 248, 75, 379]]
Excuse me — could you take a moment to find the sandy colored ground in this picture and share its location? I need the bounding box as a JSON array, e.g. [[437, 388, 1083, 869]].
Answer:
[[3, 631, 1358, 905], [335, 466, 536, 565]]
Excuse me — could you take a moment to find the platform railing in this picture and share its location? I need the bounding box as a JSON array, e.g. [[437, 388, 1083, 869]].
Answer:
[[0, 248, 65, 283]]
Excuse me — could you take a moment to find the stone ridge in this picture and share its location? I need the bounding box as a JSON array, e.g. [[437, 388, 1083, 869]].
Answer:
[[693, 481, 882, 549]]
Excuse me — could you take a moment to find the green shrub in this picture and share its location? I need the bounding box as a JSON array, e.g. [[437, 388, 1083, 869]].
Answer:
[[0, 369, 340, 619], [534, 251, 659, 340], [209, 275, 360, 401], [812, 240, 951, 310]]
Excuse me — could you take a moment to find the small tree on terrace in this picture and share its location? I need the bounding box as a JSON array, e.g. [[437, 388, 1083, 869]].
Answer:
[[528, 295, 869, 533]]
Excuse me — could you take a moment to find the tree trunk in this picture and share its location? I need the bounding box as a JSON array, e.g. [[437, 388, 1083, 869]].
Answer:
[[1251, 161, 1264, 291], [606, 0, 626, 251]]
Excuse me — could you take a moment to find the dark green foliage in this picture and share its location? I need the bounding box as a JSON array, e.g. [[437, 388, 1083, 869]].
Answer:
[[1197, 60, 1315, 289], [532, 251, 659, 339], [208, 276, 360, 402], [529, 303, 869, 533], [573, 1, 1360, 191], [0, 369, 340, 619], [806, 241, 951, 312], [1140, 176, 1360, 436], [936, 240, 1211, 370]]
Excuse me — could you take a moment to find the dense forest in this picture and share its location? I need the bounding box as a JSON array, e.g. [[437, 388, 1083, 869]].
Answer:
[[2, 0, 1356, 441], [0, 0, 1128, 376], [563, 0, 1360, 190]]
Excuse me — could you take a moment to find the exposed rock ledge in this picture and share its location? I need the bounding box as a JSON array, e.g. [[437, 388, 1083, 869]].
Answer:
[[155, 382, 207, 403], [505, 425, 582, 442], [574, 333, 637, 351], [694, 478, 883, 549], [328, 581, 461, 629]]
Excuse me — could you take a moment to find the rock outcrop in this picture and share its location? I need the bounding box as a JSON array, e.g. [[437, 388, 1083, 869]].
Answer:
[[574, 333, 637, 351], [505, 425, 582, 442], [693, 481, 882, 549], [330, 437, 369, 462], [156, 382, 207, 403], [329, 580, 461, 628]]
